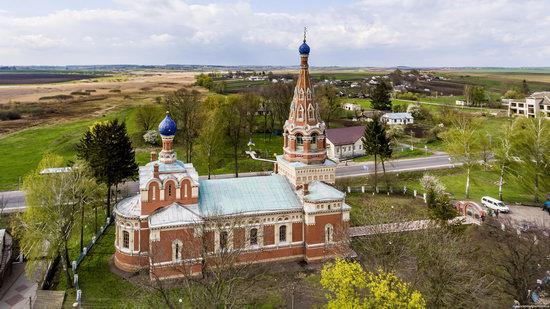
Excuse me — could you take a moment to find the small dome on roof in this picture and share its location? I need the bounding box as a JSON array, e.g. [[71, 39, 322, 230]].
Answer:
[[299, 41, 310, 55], [158, 112, 176, 136]]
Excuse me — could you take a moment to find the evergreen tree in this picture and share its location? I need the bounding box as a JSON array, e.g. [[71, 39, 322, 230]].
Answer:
[[370, 80, 392, 110], [77, 119, 138, 224], [363, 113, 392, 190]]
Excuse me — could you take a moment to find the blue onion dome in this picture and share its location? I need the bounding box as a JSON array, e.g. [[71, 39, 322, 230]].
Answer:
[[299, 40, 310, 55], [158, 112, 177, 136]]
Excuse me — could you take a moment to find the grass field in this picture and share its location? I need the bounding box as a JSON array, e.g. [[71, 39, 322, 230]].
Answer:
[[346, 194, 429, 225], [0, 104, 283, 190], [338, 165, 535, 205]]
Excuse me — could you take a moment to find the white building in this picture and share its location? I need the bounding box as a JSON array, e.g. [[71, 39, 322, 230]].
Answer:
[[342, 103, 362, 111], [381, 112, 414, 125], [507, 92, 550, 118], [325, 126, 365, 160]]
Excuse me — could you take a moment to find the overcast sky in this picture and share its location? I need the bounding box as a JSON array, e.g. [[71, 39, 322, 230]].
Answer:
[[1, 0, 550, 67]]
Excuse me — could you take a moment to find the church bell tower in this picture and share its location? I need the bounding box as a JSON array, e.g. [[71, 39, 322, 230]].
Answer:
[[276, 31, 336, 188], [282, 31, 327, 165]]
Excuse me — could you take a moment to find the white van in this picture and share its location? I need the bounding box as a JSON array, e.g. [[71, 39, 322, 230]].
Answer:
[[481, 196, 510, 213]]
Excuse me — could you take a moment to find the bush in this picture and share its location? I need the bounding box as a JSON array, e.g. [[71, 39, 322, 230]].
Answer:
[[140, 87, 153, 91], [70, 91, 90, 96], [109, 89, 121, 93], [0, 110, 22, 121], [397, 92, 419, 101], [38, 94, 74, 101]]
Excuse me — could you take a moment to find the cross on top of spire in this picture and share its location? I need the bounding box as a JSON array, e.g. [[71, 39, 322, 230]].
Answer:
[[303, 27, 307, 42]]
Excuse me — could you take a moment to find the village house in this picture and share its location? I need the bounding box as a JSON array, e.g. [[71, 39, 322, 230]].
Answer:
[[381, 112, 414, 125], [342, 103, 362, 111], [114, 38, 351, 280], [325, 126, 365, 161], [507, 92, 550, 118]]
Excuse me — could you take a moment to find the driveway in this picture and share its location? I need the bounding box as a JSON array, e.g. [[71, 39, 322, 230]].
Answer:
[[504, 205, 550, 227]]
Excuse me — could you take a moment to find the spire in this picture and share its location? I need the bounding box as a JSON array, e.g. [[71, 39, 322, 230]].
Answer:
[[282, 36, 326, 165]]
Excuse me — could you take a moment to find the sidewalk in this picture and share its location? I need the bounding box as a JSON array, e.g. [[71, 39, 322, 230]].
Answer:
[[0, 262, 37, 309]]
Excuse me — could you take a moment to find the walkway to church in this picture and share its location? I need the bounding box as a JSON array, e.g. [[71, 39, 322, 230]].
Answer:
[[349, 216, 474, 237]]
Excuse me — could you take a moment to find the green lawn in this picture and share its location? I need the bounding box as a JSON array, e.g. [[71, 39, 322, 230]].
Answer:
[[59, 225, 150, 308], [0, 104, 284, 190], [0, 109, 135, 190], [345, 194, 429, 226]]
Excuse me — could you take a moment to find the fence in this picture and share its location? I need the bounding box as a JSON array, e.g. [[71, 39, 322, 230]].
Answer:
[[70, 216, 113, 307], [340, 185, 428, 203]]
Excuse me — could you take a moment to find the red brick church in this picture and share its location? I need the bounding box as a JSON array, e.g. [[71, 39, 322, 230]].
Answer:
[[114, 37, 351, 279]]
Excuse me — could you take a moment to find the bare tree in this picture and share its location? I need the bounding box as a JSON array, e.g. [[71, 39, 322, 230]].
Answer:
[[135, 105, 161, 132], [477, 218, 550, 305], [165, 88, 205, 162], [223, 94, 258, 177], [511, 115, 550, 203], [442, 113, 482, 198], [316, 84, 342, 129], [145, 211, 268, 308], [260, 82, 294, 130]]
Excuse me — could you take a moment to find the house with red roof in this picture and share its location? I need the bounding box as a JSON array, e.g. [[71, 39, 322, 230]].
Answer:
[[325, 126, 365, 161]]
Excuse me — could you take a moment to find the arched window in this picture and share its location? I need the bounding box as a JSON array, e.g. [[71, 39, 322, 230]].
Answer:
[[307, 104, 315, 120], [220, 231, 229, 250], [173, 240, 183, 262], [165, 181, 175, 200], [297, 105, 304, 120], [279, 225, 287, 242], [250, 228, 258, 246], [311, 133, 318, 150], [325, 224, 333, 244], [123, 231, 129, 249], [296, 134, 304, 152]]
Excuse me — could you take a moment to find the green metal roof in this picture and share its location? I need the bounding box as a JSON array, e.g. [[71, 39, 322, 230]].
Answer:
[[198, 175, 301, 216]]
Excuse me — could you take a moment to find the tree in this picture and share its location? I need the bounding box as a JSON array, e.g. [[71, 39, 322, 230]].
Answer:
[[77, 119, 138, 223], [511, 116, 550, 203], [14, 155, 103, 288], [320, 258, 425, 309], [316, 84, 342, 129], [352, 209, 498, 308], [464, 85, 486, 107], [0, 193, 8, 219], [198, 95, 226, 179], [164, 88, 205, 162], [260, 82, 294, 130], [441, 114, 482, 198], [370, 81, 392, 111], [493, 124, 515, 201], [223, 94, 258, 177], [478, 218, 550, 305], [522, 79, 530, 95], [389, 68, 404, 85], [135, 105, 161, 132], [363, 113, 392, 190], [503, 89, 524, 100]]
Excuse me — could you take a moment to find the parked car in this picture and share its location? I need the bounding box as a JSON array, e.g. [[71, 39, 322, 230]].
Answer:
[[480, 196, 510, 213]]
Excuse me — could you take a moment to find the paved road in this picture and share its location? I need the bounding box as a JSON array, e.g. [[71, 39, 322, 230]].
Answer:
[[336, 154, 454, 178], [0, 155, 454, 212]]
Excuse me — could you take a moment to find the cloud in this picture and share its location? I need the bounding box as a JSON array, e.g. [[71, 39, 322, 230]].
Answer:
[[0, 0, 549, 66]]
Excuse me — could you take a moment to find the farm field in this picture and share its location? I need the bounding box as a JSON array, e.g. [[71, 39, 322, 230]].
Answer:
[[0, 72, 102, 85], [0, 71, 197, 136]]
